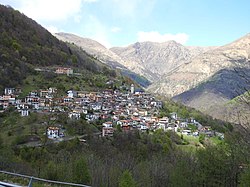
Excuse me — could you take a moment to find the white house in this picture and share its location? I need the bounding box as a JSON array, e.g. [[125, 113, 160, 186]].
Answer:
[[4, 88, 15, 95], [170, 112, 178, 120], [67, 90, 74, 98], [102, 121, 113, 128], [21, 109, 29, 116], [47, 127, 60, 139], [131, 84, 134, 94], [102, 127, 114, 137], [68, 112, 81, 120]]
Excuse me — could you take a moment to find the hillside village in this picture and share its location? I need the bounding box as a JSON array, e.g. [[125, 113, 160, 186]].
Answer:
[[0, 69, 224, 140]]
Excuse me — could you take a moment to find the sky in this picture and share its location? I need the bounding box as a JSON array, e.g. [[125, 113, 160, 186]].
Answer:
[[0, 0, 250, 48]]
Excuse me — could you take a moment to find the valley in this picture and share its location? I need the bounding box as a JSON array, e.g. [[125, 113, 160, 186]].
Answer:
[[0, 3, 250, 187], [55, 32, 250, 123]]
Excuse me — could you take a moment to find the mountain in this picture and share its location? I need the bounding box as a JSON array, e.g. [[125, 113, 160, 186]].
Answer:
[[147, 33, 250, 97], [112, 41, 207, 82], [111, 42, 215, 82], [173, 67, 250, 111], [0, 5, 120, 92], [54, 32, 125, 66], [54, 33, 151, 87], [154, 34, 250, 120], [55, 30, 250, 121]]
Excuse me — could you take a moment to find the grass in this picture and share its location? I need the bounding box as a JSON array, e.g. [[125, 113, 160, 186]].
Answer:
[[209, 136, 223, 145], [0, 112, 45, 146], [20, 70, 118, 97], [177, 144, 200, 152], [182, 134, 199, 144], [176, 133, 203, 152]]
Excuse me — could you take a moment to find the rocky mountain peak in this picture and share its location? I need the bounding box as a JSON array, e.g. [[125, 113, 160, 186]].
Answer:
[[147, 33, 250, 98]]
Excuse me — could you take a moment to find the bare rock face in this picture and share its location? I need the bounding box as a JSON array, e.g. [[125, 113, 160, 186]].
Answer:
[[147, 33, 250, 97], [54, 32, 151, 87], [111, 41, 204, 82]]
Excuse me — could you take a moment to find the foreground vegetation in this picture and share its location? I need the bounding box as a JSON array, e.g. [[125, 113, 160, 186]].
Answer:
[[1, 108, 250, 187], [0, 77, 249, 186]]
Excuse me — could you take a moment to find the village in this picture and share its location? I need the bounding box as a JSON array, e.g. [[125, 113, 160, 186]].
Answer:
[[0, 68, 224, 140]]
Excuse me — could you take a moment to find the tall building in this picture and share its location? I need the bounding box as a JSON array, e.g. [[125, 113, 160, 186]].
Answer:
[[131, 84, 134, 94]]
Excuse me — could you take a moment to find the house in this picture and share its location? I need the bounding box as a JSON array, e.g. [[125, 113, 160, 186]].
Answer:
[[63, 97, 73, 104], [55, 67, 73, 75], [68, 112, 81, 120], [25, 96, 39, 109], [90, 103, 102, 111], [4, 88, 15, 95], [47, 127, 60, 139], [159, 117, 169, 124], [1, 95, 10, 109], [138, 123, 148, 131], [166, 123, 178, 132], [67, 90, 74, 98], [48, 87, 57, 95], [20, 109, 29, 116], [180, 122, 188, 128], [131, 84, 135, 94], [77, 91, 89, 98], [86, 113, 99, 121], [182, 129, 191, 135], [170, 112, 178, 120], [39, 90, 49, 98], [102, 127, 114, 137], [102, 121, 113, 128]]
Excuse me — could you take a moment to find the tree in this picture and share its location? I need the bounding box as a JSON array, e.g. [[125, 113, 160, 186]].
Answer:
[[239, 167, 250, 187], [43, 161, 58, 180], [0, 134, 3, 148], [72, 157, 91, 185], [119, 170, 136, 187]]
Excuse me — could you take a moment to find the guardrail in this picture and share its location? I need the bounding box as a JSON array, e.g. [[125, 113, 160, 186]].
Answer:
[[0, 170, 91, 187]]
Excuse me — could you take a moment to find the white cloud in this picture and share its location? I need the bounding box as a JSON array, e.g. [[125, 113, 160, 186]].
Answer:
[[10, 0, 96, 23], [84, 0, 98, 2], [111, 27, 121, 33], [137, 31, 189, 44]]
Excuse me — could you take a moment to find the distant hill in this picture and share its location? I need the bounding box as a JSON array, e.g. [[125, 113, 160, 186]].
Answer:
[[0, 5, 122, 92], [54, 32, 151, 87], [173, 67, 250, 113]]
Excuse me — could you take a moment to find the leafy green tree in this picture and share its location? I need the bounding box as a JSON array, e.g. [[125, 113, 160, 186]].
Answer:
[[170, 157, 196, 186], [72, 157, 91, 185], [119, 170, 137, 187], [44, 161, 58, 180], [196, 144, 233, 186], [239, 167, 250, 187], [0, 134, 3, 148]]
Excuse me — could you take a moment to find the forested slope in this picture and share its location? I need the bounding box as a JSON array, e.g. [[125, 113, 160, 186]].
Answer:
[[0, 5, 116, 91]]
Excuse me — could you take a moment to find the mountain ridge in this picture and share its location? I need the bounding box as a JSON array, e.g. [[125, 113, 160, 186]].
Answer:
[[147, 33, 250, 97], [54, 32, 151, 87]]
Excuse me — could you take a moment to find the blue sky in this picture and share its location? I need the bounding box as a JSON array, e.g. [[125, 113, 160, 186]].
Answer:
[[0, 0, 250, 48]]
